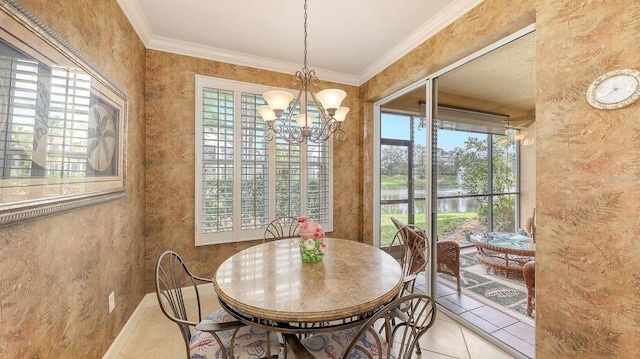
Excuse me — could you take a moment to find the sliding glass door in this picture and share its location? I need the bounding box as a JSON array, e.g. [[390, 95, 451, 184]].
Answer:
[[374, 27, 536, 358]]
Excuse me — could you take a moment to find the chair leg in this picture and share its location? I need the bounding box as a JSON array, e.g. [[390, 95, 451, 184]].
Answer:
[[456, 274, 461, 293]]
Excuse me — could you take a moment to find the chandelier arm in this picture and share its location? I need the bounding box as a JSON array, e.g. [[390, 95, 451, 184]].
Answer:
[[283, 87, 304, 125], [263, 127, 276, 142], [272, 118, 305, 144], [332, 127, 346, 142], [308, 118, 341, 143]]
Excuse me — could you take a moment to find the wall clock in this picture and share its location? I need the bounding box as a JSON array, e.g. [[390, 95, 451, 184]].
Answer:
[[586, 69, 640, 110]]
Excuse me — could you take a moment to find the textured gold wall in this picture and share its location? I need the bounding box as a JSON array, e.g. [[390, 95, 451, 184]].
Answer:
[[363, 0, 640, 358], [535, 2, 640, 357], [4, 0, 640, 358], [144, 51, 361, 292], [0, 0, 147, 358]]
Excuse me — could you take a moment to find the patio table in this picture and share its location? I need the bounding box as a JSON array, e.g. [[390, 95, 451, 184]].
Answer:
[[469, 232, 535, 278]]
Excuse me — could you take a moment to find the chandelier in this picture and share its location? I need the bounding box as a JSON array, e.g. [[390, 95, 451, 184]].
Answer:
[[258, 0, 349, 144]]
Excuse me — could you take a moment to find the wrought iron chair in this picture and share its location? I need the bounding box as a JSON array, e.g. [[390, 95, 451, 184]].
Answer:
[[283, 293, 437, 359], [390, 217, 461, 293], [386, 219, 429, 297], [155, 251, 280, 359], [384, 220, 431, 354], [262, 216, 301, 242]]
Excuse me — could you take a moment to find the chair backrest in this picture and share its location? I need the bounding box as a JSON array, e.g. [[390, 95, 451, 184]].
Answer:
[[389, 217, 430, 276], [436, 240, 460, 276], [263, 216, 301, 242], [523, 260, 535, 288], [155, 250, 205, 354], [343, 293, 437, 359]]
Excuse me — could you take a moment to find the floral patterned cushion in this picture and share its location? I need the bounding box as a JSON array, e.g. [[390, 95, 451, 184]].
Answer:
[[189, 310, 281, 359], [287, 327, 393, 359]]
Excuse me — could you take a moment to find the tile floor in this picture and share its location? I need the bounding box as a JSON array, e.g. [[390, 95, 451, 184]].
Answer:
[[114, 293, 518, 359], [426, 246, 536, 359], [436, 282, 535, 358]]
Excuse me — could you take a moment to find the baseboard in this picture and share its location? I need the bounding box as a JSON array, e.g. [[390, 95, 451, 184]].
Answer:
[[102, 284, 214, 359]]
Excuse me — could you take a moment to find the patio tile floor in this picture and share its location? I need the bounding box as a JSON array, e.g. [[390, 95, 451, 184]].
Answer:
[[422, 270, 536, 358]]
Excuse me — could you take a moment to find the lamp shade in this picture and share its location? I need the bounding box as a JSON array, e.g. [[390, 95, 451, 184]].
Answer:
[[257, 105, 276, 122], [294, 113, 315, 128], [316, 89, 346, 110], [334, 107, 350, 122], [263, 91, 294, 111]]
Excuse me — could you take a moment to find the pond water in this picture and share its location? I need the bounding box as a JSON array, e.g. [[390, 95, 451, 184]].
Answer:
[[381, 186, 480, 214]]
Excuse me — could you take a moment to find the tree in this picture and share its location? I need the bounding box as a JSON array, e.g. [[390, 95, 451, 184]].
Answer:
[[453, 131, 517, 231], [380, 146, 407, 176], [414, 144, 426, 179]]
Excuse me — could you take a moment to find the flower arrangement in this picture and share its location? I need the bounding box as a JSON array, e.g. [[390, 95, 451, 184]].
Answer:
[[298, 215, 327, 263]]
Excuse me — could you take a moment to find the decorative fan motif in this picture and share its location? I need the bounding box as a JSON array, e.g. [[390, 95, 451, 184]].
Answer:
[[87, 104, 115, 172]]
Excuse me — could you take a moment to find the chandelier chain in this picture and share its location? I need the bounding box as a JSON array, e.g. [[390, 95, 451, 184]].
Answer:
[[303, 0, 308, 72]]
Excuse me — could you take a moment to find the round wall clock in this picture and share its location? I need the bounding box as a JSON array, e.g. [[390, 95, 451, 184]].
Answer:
[[586, 69, 640, 110]]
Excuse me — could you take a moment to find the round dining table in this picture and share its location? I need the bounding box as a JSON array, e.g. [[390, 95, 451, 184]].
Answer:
[[213, 237, 404, 334]]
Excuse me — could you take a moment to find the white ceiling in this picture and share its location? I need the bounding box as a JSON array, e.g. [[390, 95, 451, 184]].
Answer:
[[116, 0, 484, 85]]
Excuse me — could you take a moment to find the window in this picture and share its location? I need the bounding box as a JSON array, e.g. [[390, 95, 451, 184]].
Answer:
[[195, 76, 333, 245]]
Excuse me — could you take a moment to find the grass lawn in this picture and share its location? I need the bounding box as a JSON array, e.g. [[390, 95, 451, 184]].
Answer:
[[381, 175, 429, 188], [380, 212, 477, 245]]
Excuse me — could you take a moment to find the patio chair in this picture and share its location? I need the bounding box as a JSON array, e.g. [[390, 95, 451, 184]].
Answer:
[[283, 293, 437, 359], [437, 240, 461, 293], [523, 260, 535, 316], [155, 251, 280, 359]]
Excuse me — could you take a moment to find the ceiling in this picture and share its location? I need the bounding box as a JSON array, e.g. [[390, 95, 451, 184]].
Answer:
[[116, 0, 484, 85], [116, 0, 534, 116]]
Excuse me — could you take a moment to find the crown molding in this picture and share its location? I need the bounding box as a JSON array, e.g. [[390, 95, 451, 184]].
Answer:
[[118, 0, 483, 86], [116, 0, 154, 45], [357, 0, 485, 84], [147, 36, 361, 86]]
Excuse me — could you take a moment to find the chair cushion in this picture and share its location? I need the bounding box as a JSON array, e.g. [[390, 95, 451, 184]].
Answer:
[[190, 311, 280, 359], [287, 327, 393, 359]]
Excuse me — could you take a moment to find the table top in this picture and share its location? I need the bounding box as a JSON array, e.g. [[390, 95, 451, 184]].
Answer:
[[213, 237, 403, 324], [471, 232, 535, 255]]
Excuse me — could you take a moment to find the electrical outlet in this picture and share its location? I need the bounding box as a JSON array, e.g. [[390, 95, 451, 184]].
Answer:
[[108, 291, 115, 314]]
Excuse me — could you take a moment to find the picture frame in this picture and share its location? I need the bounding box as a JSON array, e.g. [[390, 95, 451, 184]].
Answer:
[[0, 0, 127, 226]]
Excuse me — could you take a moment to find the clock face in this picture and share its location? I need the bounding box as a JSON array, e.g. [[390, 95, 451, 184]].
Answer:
[[594, 75, 638, 104], [587, 69, 640, 110]]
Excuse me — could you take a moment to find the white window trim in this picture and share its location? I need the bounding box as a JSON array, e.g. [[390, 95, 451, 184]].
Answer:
[[194, 75, 333, 246]]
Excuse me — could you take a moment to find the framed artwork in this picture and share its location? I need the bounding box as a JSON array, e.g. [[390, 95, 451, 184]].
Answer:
[[0, 0, 127, 226]]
